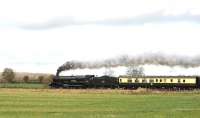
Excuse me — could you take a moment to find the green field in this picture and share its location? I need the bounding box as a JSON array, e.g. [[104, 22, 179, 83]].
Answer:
[[0, 83, 47, 89], [0, 89, 200, 118]]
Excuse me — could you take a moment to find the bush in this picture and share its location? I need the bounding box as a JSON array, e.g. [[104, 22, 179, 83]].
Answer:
[[23, 75, 29, 83], [2, 68, 15, 83], [38, 76, 44, 83], [43, 74, 54, 84]]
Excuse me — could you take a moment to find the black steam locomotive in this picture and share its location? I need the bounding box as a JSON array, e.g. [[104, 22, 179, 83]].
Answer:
[[49, 74, 200, 89], [50, 75, 118, 88]]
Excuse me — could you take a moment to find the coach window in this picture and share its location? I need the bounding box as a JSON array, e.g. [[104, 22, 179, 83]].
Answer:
[[156, 79, 158, 82], [135, 79, 139, 83], [71, 80, 77, 83], [128, 79, 132, 83], [178, 79, 181, 83], [150, 79, 154, 83], [183, 80, 185, 83], [119, 79, 122, 82], [160, 79, 162, 82], [170, 79, 173, 83], [142, 79, 145, 83]]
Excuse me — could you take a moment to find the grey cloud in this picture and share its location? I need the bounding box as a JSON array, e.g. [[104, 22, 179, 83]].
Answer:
[[20, 10, 200, 30], [99, 11, 200, 25], [20, 16, 85, 30]]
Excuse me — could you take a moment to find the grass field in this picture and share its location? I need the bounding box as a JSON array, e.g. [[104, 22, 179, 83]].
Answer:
[[0, 83, 48, 89], [0, 89, 200, 118]]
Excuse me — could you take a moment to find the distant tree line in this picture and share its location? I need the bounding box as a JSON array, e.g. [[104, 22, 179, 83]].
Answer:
[[0, 68, 53, 84]]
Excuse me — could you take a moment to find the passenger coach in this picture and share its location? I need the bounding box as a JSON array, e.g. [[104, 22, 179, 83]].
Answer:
[[119, 76, 200, 89]]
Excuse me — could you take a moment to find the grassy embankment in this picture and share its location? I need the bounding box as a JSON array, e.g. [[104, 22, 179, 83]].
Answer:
[[0, 89, 200, 118]]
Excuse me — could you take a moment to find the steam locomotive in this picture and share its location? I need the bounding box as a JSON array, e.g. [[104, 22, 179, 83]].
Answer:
[[49, 74, 200, 89], [49, 62, 200, 89]]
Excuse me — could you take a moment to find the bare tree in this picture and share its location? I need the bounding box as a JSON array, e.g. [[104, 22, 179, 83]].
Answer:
[[23, 75, 29, 83], [103, 68, 114, 76], [43, 74, 54, 84], [2, 68, 15, 83], [126, 66, 144, 76], [38, 76, 44, 83]]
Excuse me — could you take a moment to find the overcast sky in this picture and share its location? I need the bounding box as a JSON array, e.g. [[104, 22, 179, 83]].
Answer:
[[1, 0, 200, 74]]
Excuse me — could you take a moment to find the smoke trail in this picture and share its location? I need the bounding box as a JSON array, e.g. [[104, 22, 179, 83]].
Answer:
[[56, 53, 200, 75]]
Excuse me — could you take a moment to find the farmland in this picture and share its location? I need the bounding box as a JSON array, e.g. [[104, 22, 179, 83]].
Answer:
[[0, 89, 200, 118], [0, 83, 47, 89]]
